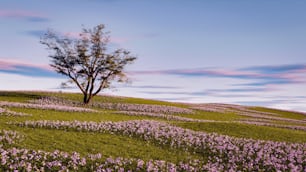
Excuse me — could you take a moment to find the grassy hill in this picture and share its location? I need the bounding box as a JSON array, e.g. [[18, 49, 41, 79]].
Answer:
[[0, 91, 305, 171]]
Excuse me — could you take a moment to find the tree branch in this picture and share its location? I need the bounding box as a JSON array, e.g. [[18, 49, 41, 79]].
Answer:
[[93, 71, 113, 96]]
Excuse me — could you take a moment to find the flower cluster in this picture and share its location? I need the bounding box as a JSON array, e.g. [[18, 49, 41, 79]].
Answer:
[[0, 130, 22, 146], [29, 96, 78, 107], [238, 120, 306, 131], [15, 120, 306, 171], [0, 147, 215, 171], [95, 103, 194, 114], [0, 107, 31, 117], [0, 130, 210, 172], [0, 101, 97, 113], [115, 111, 215, 122], [30, 97, 194, 115], [191, 104, 230, 113], [0, 107, 4, 113], [0, 148, 86, 171]]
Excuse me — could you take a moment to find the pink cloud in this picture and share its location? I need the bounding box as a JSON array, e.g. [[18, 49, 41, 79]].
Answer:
[[129, 68, 271, 79], [0, 59, 52, 71], [128, 65, 306, 86], [0, 9, 49, 22], [0, 61, 16, 70], [205, 69, 264, 77], [276, 73, 306, 84]]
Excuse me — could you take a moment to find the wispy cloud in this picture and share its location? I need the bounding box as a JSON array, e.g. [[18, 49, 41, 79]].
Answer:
[[0, 59, 58, 78], [206, 87, 269, 93], [130, 64, 306, 86], [130, 68, 270, 79], [237, 79, 295, 87], [0, 9, 50, 22], [3, 59, 305, 88], [125, 85, 180, 89], [242, 64, 306, 74], [138, 89, 265, 98], [26, 17, 49, 22], [138, 90, 208, 96]]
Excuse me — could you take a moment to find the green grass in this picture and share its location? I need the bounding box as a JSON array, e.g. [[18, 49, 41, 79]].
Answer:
[[1, 125, 201, 163], [271, 120, 306, 127], [175, 122, 306, 143], [6, 107, 160, 122], [1, 91, 305, 164], [0, 91, 42, 102]]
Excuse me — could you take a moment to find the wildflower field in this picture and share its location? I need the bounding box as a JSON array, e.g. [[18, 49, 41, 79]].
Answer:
[[0, 91, 305, 171]]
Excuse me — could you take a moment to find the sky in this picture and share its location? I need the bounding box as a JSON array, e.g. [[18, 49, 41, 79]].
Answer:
[[0, 0, 306, 112]]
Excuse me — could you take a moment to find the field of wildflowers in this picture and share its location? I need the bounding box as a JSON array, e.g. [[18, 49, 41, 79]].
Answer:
[[0, 91, 306, 171]]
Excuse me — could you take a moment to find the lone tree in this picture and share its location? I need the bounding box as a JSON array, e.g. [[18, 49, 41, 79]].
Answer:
[[41, 24, 136, 104]]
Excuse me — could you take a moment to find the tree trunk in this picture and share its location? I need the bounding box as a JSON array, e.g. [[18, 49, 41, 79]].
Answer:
[[83, 93, 89, 104], [83, 93, 93, 104]]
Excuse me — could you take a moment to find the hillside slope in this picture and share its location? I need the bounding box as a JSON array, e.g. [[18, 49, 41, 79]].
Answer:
[[0, 91, 305, 171]]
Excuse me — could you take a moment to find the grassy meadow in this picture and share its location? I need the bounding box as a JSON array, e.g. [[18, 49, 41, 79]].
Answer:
[[0, 91, 305, 171]]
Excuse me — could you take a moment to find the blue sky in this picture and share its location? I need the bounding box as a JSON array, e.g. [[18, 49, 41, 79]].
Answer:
[[0, 0, 306, 112]]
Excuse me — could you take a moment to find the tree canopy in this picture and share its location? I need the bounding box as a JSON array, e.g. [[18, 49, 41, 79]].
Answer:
[[41, 24, 136, 104]]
